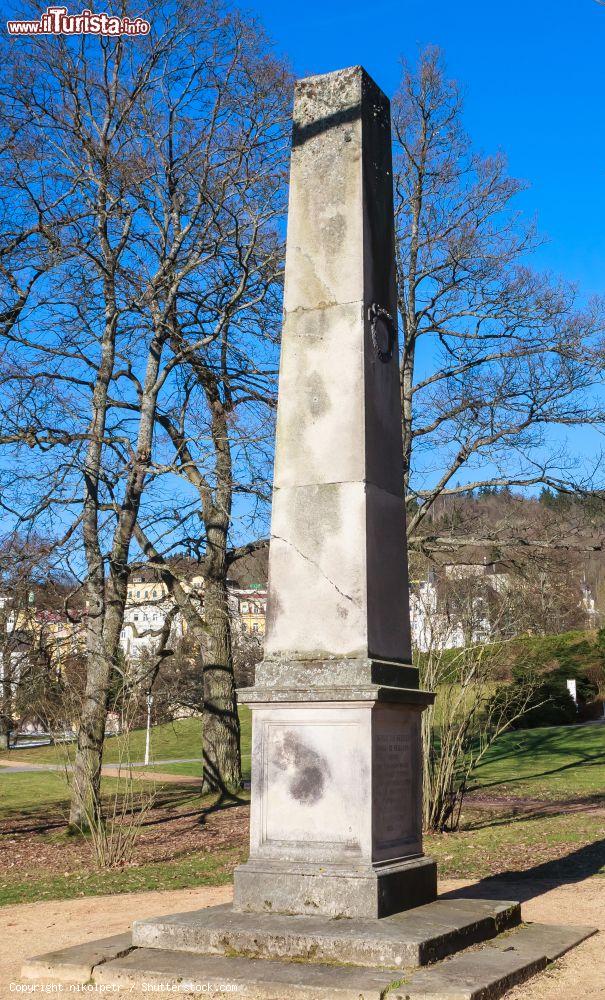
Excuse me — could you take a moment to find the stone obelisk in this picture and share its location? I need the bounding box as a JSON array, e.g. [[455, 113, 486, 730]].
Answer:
[[234, 66, 436, 919], [28, 69, 593, 1000]]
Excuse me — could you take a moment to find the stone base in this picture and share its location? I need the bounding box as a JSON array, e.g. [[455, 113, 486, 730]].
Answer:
[[23, 920, 598, 1000], [233, 856, 437, 919], [240, 694, 434, 919], [132, 898, 521, 968]]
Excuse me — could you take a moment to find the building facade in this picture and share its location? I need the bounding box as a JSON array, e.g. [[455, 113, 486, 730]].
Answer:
[[119, 571, 267, 663]]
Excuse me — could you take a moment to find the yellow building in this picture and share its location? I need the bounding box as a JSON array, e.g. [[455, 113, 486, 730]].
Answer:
[[232, 584, 267, 637]]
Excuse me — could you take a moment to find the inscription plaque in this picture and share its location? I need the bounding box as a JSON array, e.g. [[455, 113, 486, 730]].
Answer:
[[375, 731, 412, 844], [373, 709, 421, 858]]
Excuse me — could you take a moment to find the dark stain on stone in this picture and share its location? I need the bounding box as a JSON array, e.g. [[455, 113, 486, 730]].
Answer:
[[308, 371, 330, 419], [274, 730, 329, 806], [322, 213, 346, 254], [291, 764, 324, 805], [265, 586, 282, 636]]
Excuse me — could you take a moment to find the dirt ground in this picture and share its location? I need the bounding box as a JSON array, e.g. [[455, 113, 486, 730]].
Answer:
[[1, 793, 250, 878], [0, 877, 602, 1000]]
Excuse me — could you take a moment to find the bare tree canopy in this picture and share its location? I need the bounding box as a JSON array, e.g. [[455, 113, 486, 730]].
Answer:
[[393, 48, 605, 548], [0, 0, 289, 819], [3, 32, 605, 827]]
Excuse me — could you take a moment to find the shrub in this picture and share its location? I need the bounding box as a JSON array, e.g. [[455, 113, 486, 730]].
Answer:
[[501, 662, 598, 729]]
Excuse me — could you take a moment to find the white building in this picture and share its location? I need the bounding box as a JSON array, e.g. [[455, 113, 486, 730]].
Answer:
[[120, 572, 188, 661], [409, 565, 505, 652], [119, 570, 267, 663]]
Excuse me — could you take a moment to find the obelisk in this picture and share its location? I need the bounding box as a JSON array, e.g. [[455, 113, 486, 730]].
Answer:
[[29, 69, 592, 998], [234, 66, 436, 919]]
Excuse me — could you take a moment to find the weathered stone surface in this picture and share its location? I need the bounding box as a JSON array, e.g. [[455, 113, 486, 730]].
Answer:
[[391, 922, 598, 998], [253, 657, 420, 691], [21, 932, 132, 983], [263, 65, 409, 667], [234, 856, 437, 920], [132, 899, 521, 968], [242, 700, 427, 866], [21, 920, 598, 999], [234, 64, 435, 919], [235, 695, 436, 917], [237, 684, 432, 704], [489, 921, 597, 960], [94, 949, 397, 999], [397, 947, 547, 999]]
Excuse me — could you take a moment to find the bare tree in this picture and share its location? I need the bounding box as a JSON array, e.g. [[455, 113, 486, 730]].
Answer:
[[0, 537, 84, 747], [418, 625, 536, 832], [0, 1, 288, 820], [121, 9, 288, 793], [393, 49, 605, 551]]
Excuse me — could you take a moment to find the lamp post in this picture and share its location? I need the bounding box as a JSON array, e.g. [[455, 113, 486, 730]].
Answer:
[[144, 691, 153, 766]]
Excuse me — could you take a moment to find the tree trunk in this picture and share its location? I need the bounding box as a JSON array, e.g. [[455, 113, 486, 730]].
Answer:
[[132, 521, 241, 794], [401, 334, 416, 497], [202, 573, 241, 795], [68, 648, 111, 829], [68, 575, 126, 829], [0, 649, 12, 750]]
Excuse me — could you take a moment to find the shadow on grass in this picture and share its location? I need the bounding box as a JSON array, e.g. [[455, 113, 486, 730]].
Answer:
[[1, 781, 249, 837], [462, 793, 605, 831], [440, 837, 605, 903], [470, 741, 605, 794]]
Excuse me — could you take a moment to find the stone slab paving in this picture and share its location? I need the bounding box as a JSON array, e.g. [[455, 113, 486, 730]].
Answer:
[[22, 921, 597, 999], [21, 932, 133, 983], [489, 922, 599, 962], [132, 898, 521, 968], [94, 950, 397, 999]]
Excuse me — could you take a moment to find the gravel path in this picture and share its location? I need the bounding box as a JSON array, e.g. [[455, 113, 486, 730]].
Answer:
[[0, 757, 203, 781], [0, 877, 602, 999]]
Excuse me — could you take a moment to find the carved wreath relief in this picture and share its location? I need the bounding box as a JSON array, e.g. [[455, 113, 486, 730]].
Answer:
[[368, 302, 395, 363]]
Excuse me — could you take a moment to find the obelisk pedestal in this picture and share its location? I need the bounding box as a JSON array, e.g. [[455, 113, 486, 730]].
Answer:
[[233, 66, 437, 919]]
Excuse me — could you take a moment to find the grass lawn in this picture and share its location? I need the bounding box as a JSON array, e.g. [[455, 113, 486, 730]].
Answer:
[[0, 771, 251, 906], [1, 718, 603, 908], [2, 770, 77, 816], [471, 722, 605, 800], [0, 845, 246, 908], [0, 769, 169, 817], [427, 809, 605, 880], [0, 707, 253, 779]]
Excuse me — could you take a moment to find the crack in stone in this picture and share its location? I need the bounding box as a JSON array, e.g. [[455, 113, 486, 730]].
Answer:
[[285, 296, 362, 316], [90, 944, 136, 980], [271, 533, 361, 608]]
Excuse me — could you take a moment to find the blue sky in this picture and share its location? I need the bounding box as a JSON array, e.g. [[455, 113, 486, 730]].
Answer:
[[247, 0, 605, 301], [237, 0, 605, 502]]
